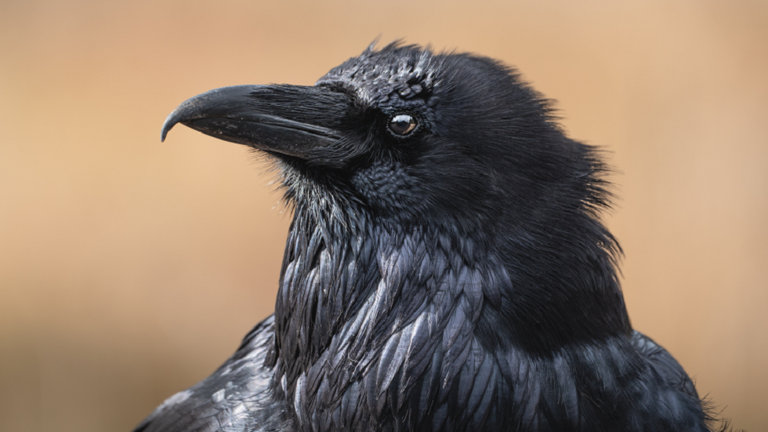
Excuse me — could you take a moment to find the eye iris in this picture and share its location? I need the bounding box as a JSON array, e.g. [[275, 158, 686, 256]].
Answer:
[[389, 114, 417, 136]]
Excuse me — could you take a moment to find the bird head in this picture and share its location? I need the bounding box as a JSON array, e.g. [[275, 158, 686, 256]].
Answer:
[[161, 43, 600, 235]]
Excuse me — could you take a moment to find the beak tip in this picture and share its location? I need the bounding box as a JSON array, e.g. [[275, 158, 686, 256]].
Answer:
[[160, 113, 179, 142]]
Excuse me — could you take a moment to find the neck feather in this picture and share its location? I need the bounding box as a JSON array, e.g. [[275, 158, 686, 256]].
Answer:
[[267, 191, 630, 402]]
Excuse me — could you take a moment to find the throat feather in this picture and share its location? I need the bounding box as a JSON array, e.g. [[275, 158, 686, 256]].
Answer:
[[271, 206, 509, 404]]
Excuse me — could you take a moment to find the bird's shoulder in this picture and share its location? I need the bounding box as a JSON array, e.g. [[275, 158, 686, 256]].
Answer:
[[133, 315, 290, 432], [631, 330, 700, 399]]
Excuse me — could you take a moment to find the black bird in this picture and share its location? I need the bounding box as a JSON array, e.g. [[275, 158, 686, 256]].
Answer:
[[136, 42, 725, 432]]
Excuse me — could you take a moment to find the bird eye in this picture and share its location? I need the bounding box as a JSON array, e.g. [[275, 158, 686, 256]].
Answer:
[[388, 114, 418, 136]]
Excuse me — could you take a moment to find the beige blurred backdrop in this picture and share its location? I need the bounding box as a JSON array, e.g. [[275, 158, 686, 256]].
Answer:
[[1, 0, 766, 431]]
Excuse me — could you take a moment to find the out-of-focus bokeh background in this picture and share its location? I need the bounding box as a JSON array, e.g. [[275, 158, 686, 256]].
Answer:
[[1, 0, 766, 430]]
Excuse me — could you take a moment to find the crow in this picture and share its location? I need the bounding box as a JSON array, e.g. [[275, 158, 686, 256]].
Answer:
[[136, 42, 725, 432]]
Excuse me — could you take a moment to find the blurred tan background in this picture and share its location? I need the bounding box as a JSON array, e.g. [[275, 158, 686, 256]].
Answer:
[[1, 0, 766, 430]]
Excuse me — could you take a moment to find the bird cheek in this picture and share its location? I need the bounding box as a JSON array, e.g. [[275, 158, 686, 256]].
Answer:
[[350, 161, 423, 212]]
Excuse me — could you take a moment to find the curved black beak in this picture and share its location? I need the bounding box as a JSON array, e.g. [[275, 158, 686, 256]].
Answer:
[[161, 85, 351, 160]]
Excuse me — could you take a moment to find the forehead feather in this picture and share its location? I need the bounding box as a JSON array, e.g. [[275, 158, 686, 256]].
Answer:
[[316, 43, 442, 108]]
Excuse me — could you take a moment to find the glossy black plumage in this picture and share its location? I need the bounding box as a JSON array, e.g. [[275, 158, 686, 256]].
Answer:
[[137, 42, 727, 431]]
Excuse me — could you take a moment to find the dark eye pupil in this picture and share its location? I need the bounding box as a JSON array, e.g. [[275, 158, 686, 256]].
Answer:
[[389, 114, 417, 136]]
